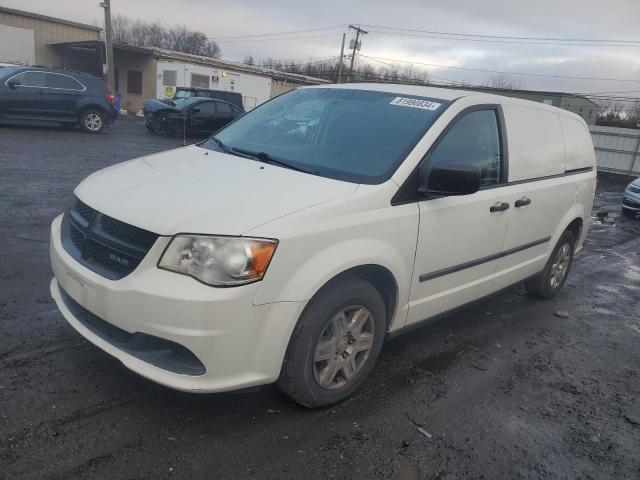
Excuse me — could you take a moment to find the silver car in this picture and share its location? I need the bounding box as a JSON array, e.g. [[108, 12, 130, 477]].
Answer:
[[622, 178, 640, 218]]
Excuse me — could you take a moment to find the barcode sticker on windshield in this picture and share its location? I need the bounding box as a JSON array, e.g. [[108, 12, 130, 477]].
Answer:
[[390, 97, 441, 110]]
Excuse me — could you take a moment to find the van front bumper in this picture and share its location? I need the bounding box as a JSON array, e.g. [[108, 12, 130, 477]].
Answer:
[[49, 214, 304, 393]]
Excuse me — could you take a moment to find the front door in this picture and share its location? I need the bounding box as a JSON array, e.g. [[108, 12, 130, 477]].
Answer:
[[189, 100, 216, 135], [407, 107, 512, 325], [3, 71, 47, 118]]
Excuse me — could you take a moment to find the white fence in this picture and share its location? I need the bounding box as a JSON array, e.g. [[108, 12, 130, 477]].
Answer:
[[589, 125, 640, 176]]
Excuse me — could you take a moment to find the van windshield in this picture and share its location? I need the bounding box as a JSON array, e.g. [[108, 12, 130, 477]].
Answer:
[[201, 88, 450, 184]]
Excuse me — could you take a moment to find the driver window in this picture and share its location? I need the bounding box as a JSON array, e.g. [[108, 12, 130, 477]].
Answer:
[[429, 109, 502, 186], [195, 101, 216, 114]]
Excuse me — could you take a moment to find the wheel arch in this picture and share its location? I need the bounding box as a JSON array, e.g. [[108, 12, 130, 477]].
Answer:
[[315, 264, 399, 330], [253, 236, 412, 331], [77, 103, 108, 120], [549, 205, 586, 256]]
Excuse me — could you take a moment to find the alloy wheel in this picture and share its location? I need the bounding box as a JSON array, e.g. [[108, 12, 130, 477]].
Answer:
[[84, 113, 103, 132], [312, 305, 375, 390], [550, 243, 571, 289]]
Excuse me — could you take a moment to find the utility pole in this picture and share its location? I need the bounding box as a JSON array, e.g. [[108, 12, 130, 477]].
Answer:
[[100, 0, 115, 92], [337, 33, 346, 83], [348, 24, 368, 82]]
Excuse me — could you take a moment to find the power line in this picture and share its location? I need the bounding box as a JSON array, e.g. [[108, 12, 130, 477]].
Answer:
[[359, 24, 640, 45], [208, 24, 345, 40], [365, 29, 640, 47], [362, 54, 462, 85], [359, 54, 640, 84], [212, 32, 341, 43]]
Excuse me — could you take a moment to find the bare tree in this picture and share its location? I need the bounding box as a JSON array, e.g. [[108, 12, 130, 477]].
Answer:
[[484, 73, 526, 90], [111, 14, 131, 44], [109, 14, 221, 58]]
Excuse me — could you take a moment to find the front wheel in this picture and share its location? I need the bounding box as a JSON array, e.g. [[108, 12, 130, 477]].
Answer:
[[80, 110, 105, 133], [622, 207, 637, 218], [278, 275, 386, 408], [525, 230, 575, 299]]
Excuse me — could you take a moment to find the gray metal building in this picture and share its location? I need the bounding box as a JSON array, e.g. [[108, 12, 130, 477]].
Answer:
[[457, 86, 600, 125]]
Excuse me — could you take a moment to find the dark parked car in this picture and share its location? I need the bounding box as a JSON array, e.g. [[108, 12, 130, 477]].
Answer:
[[172, 87, 243, 109], [0, 66, 118, 133], [143, 97, 244, 138]]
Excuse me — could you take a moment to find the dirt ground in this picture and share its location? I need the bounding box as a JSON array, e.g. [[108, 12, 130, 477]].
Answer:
[[1, 119, 639, 480]]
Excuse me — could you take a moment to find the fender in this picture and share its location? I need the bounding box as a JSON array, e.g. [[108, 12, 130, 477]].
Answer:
[[253, 237, 413, 328], [547, 203, 586, 258]]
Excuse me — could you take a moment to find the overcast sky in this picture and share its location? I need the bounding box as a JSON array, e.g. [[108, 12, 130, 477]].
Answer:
[[3, 0, 640, 97]]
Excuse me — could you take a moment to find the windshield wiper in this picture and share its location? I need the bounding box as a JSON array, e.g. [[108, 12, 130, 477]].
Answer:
[[206, 136, 236, 155], [230, 146, 318, 175]]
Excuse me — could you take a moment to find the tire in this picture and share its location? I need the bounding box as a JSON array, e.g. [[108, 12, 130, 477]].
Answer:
[[622, 207, 637, 218], [525, 230, 575, 299], [80, 110, 105, 133], [277, 275, 387, 408]]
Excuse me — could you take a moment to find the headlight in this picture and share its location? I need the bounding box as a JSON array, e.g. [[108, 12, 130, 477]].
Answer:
[[158, 235, 277, 287]]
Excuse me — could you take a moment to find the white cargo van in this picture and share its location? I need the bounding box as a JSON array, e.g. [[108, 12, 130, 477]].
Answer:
[[50, 84, 596, 407]]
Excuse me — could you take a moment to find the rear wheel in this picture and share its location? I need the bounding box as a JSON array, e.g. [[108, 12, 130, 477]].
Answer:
[[80, 110, 105, 133], [525, 230, 575, 299], [278, 275, 386, 408]]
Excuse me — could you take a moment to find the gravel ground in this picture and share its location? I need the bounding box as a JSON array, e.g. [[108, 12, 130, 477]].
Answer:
[[1, 119, 639, 480]]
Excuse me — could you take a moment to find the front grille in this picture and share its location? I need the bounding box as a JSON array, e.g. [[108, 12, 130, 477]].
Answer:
[[75, 199, 96, 223], [61, 197, 159, 280]]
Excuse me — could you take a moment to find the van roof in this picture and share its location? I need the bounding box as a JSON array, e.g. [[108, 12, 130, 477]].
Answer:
[[306, 82, 586, 122], [305, 82, 471, 101]]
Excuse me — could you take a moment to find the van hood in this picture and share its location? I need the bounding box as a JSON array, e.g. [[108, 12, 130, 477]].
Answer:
[[74, 145, 358, 236]]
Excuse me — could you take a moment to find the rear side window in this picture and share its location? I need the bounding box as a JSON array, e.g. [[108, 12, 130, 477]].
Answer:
[[429, 109, 502, 186], [195, 101, 216, 114], [45, 73, 84, 90], [11, 71, 46, 87], [216, 102, 233, 114]]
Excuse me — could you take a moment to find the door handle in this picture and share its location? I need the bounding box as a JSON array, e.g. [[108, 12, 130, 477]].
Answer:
[[515, 197, 532, 208], [490, 202, 510, 212]]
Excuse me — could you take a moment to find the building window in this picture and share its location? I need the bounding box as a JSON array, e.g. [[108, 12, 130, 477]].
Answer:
[[191, 73, 209, 89], [163, 70, 177, 85], [127, 71, 143, 94]]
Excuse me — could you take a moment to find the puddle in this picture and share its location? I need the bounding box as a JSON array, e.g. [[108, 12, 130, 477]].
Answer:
[[415, 349, 463, 374]]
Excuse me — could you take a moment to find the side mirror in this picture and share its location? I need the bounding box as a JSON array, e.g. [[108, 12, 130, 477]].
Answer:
[[191, 107, 200, 114], [7, 79, 20, 89], [419, 161, 481, 196]]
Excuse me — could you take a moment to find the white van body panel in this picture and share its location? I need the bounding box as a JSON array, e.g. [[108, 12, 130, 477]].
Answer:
[[493, 99, 596, 289], [560, 114, 598, 172], [501, 101, 566, 181], [248, 182, 418, 330]]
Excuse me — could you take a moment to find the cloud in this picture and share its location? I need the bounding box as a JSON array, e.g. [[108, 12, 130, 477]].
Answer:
[[2, 0, 639, 95]]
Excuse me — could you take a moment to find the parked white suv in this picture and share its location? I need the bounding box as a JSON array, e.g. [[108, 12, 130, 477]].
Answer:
[[50, 84, 596, 407]]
